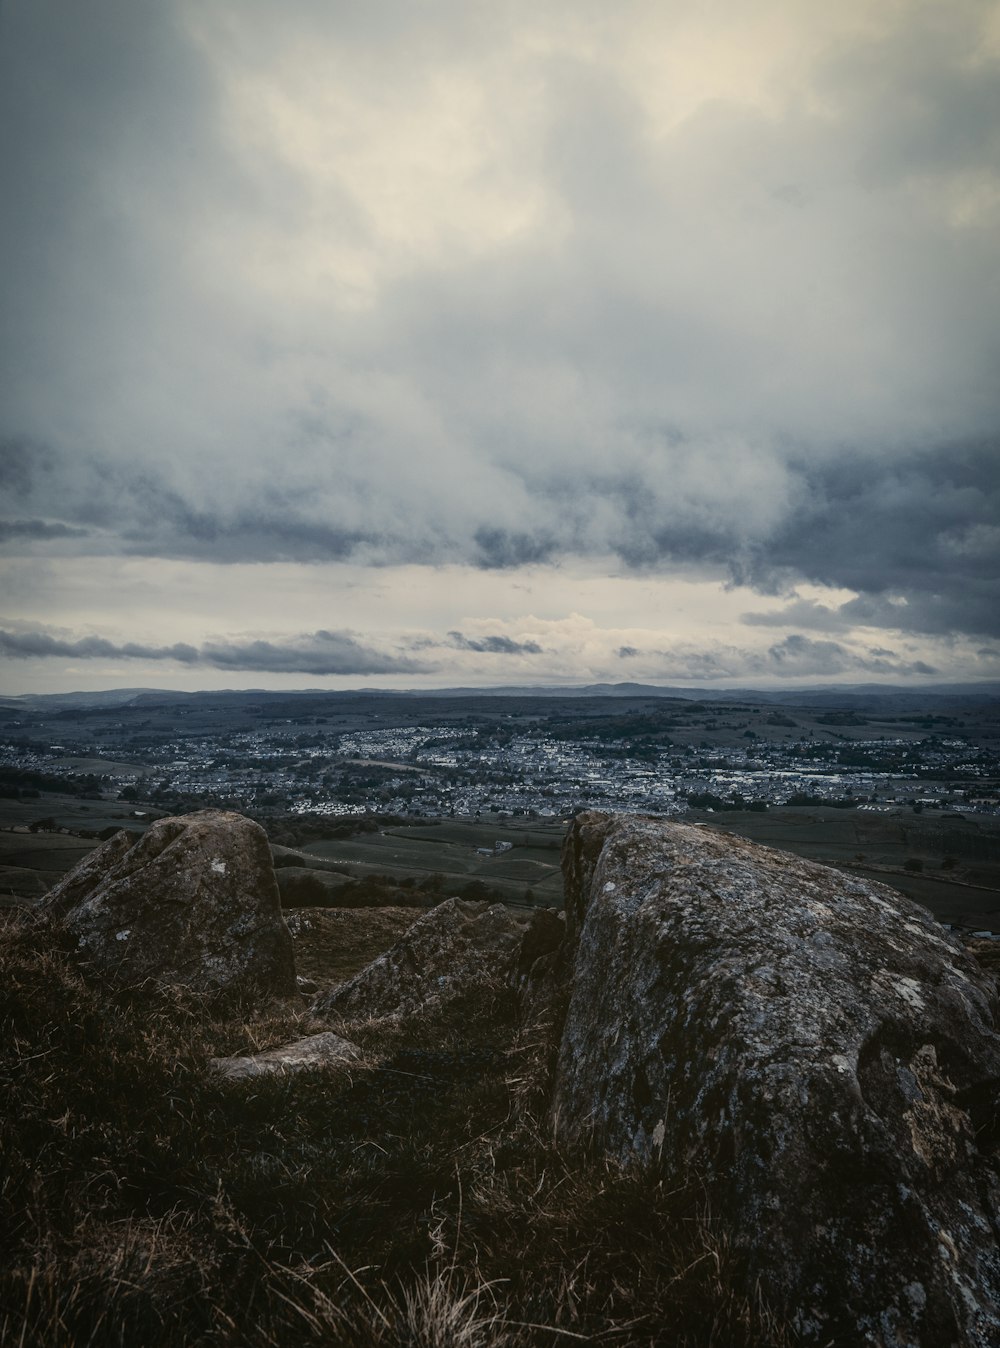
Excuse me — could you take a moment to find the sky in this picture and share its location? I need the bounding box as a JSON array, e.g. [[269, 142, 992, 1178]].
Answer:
[[1, 0, 998, 695]]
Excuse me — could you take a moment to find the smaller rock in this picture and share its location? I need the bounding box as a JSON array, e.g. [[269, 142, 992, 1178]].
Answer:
[[38, 810, 296, 1000], [209, 1031, 361, 1082], [296, 973, 319, 995], [312, 898, 554, 1029]]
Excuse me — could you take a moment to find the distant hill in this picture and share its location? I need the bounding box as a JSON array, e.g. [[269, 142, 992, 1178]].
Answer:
[[0, 687, 186, 710], [3, 679, 998, 713], [419, 681, 1000, 708]]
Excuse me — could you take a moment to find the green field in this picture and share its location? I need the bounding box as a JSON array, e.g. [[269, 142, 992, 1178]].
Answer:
[[0, 825, 110, 901], [3, 791, 999, 929], [0, 792, 155, 834], [0, 793, 160, 903], [0, 806, 568, 908], [289, 810, 1000, 923], [299, 820, 566, 905]]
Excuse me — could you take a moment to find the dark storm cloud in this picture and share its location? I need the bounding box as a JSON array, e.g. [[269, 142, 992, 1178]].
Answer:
[[3, 428, 996, 644], [825, 5, 1000, 185], [763, 635, 936, 679], [736, 441, 1000, 638], [743, 589, 1000, 642], [0, 520, 88, 543], [637, 635, 937, 682], [119, 511, 370, 565], [0, 631, 200, 663], [0, 628, 427, 676], [0, 438, 46, 495], [742, 600, 851, 633], [0, 2, 231, 442], [0, 442, 370, 562], [1, 1, 998, 665], [473, 529, 557, 571], [199, 632, 427, 675], [447, 631, 543, 655]]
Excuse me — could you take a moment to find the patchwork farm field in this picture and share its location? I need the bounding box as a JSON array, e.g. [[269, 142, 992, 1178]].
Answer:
[[298, 820, 566, 906], [3, 789, 999, 930], [0, 805, 567, 910]]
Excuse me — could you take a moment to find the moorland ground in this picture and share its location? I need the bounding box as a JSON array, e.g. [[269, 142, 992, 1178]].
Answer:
[[0, 893, 794, 1347], [3, 685, 999, 1343]]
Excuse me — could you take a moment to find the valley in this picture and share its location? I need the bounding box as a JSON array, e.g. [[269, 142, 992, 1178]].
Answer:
[[2, 684, 999, 925]]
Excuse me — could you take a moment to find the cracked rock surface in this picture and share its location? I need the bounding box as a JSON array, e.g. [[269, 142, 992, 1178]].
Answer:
[[554, 811, 1000, 1347], [40, 810, 296, 1001]]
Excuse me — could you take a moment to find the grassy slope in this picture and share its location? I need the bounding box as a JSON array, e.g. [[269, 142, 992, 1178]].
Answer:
[[0, 814, 569, 908], [298, 823, 566, 907]]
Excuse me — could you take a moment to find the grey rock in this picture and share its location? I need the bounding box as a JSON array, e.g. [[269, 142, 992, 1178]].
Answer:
[[209, 1031, 361, 1082], [40, 810, 296, 1000], [553, 811, 1000, 1347], [312, 898, 559, 1026]]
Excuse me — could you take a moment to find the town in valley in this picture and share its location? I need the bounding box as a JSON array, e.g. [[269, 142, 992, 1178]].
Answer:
[[3, 683, 999, 929]]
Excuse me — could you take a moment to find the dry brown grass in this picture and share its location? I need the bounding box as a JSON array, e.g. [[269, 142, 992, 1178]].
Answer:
[[0, 908, 795, 1347], [287, 904, 424, 990]]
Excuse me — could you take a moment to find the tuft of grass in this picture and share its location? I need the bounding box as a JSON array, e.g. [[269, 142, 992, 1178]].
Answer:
[[0, 909, 795, 1347]]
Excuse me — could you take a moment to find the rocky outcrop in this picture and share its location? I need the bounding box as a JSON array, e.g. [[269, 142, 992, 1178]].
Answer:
[[40, 811, 296, 1000], [553, 812, 1000, 1347], [209, 1031, 361, 1082], [312, 898, 561, 1029]]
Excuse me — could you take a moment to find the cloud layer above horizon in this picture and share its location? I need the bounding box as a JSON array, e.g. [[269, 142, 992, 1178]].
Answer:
[[1, 0, 998, 692]]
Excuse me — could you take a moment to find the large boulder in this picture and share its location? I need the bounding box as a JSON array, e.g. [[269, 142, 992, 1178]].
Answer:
[[312, 898, 561, 1030], [553, 812, 1000, 1347], [39, 811, 296, 1000]]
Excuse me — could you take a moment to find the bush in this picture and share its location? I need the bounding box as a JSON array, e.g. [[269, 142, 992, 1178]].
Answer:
[[276, 871, 331, 906]]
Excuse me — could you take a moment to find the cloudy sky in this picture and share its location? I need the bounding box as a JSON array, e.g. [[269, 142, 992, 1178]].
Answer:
[[1, 0, 998, 694]]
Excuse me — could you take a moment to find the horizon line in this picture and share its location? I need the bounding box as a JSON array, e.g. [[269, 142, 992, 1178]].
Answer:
[[4, 678, 1000, 702]]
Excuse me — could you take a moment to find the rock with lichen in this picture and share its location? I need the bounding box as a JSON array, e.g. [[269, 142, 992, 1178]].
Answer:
[[40, 810, 296, 1001], [552, 811, 1000, 1347]]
